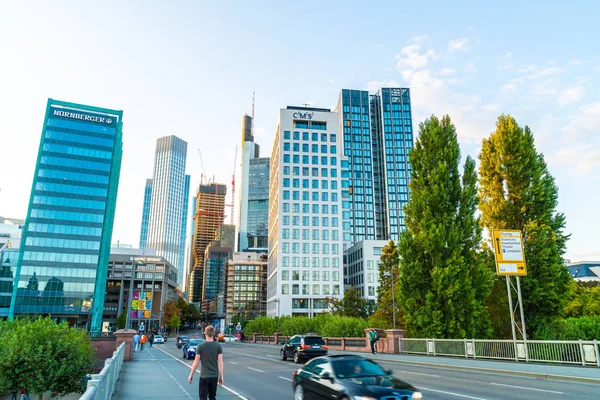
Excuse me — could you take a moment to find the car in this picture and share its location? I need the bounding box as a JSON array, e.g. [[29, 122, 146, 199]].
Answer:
[[281, 334, 328, 363], [153, 335, 165, 344], [292, 355, 423, 400], [183, 338, 204, 359], [218, 334, 238, 343], [176, 335, 190, 349]]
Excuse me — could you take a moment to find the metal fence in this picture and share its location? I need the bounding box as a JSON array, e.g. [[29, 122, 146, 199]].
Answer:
[[80, 342, 126, 400], [399, 338, 600, 367]]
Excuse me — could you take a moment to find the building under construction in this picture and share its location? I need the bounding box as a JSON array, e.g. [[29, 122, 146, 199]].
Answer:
[[188, 183, 227, 303]]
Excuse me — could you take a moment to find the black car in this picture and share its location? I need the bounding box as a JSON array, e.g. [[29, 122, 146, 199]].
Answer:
[[292, 355, 422, 400], [281, 334, 328, 363]]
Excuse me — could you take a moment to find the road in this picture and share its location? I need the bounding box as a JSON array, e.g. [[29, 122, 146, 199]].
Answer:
[[148, 337, 599, 400]]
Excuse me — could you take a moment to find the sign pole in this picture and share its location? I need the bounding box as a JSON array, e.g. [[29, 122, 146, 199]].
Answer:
[[506, 276, 517, 342], [516, 276, 529, 360]]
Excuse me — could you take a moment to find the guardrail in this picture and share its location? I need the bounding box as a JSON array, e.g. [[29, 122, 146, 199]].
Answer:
[[400, 338, 600, 367], [80, 342, 126, 400]]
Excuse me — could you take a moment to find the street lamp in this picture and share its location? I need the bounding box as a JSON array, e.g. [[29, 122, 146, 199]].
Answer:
[[384, 271, 396, 329], [273, 299, 280, 332], [124, 258, 137, 330]]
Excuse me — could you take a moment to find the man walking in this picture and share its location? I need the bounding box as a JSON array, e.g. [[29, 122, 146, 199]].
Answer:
[[133, 332, 140, 352], [188, 325, 224, 400]]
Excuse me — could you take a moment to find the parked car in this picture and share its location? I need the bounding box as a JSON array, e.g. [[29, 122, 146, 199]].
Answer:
[[153, 335, 165, 344], [183, 339, 204, 359], [218, 334, 238, 343], [292, 355, 422, 400], [176, 335, 190, 349], [281, 334, 328, 363]]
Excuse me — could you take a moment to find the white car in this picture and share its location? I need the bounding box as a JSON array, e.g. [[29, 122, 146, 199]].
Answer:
[[222, 334, 239, 343], [154, 335, 165, 344]]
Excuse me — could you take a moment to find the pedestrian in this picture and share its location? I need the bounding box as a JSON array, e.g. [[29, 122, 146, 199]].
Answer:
[[140, 333, 147, 351], [11, 391, 17, 400], [149, 331, 155, 347], [133, 332, 140, 352], [188, 324, 224, 400], [369, 329, 378, 354]]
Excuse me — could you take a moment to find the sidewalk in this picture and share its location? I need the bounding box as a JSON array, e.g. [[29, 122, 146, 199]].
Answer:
[[239, 342, 600, 384]]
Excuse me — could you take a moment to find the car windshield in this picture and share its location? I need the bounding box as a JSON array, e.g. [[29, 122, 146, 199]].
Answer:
[[304, 337, 325, 345], [188, 339, 203, 346], [155, 335, 162, 339], [181, 336, 189, 340], [332, 359, 387, 379]]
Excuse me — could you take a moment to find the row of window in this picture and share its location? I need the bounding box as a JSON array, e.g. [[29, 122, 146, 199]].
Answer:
[[42, 142, 113, 160], [283, 143, 337, 154], [30, 208, 104, 224], [282, 154, 338, 166], [281, 242, 340, 254], [283, 178, 339, 190], [38, 167, 110, 185], [45, 127, 115, 148], [283, 131, 336, 142], [25, 236, 101, 250], [18, 266, 97, 279], [282, 190, 339, 202], [35, 182, 108, 198], [280, 256, 340, 268], [281, 284, 340, 296], [282, 203, 338, 214], [282, 270, 340, 281], [281, 216, 339, 228], [27, 222, 103, 237], [292, 298, 329, 309], [17, 281, 95, 293], [33, 195, 106, 210], [283, 166, 338, 178], [22, 251, 99, 265], [48, 117, 116, 136], [282, 228, 339, 241]]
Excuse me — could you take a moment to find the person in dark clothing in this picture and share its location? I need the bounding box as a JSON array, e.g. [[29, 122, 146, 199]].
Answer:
[[188, 325, 224, 400], [369, 329, 378, 354]]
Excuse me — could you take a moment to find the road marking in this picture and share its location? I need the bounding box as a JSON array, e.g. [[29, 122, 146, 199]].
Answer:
[[247, 367, 264, 373], [147, 347, 193, 399], [279, 376, 292, 382], [419, 387, 489, 400], [153, 345, 249, 400], [397, 370, 440, 377], [490, 383, 564, 394], [230, 361, 238, 365]]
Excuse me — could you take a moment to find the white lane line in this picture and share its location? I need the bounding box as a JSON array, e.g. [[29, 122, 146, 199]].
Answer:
[[153, 345, 249, 400], [397, 370, 440, 377], [230, 361, 238, 365], [279, 376, 292, 382], [247, 367, 264, 373], [490, 383, 564, 394], [148, 347, 193, 399], [419, 387, 489, 400]]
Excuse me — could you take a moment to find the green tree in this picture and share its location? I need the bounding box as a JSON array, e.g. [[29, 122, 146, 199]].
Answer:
[[372, 240, 400, 328], [326, 287, 370, 319], [176, 297, 189, 322], [564, 281, 600, 318], [168, 315, 181, 333], [116, 311, 126, 330], [398, 115, 493, 338], [478, 115, 571, 337], [0, 317, 95, 398], [187, 303, 202, 322]]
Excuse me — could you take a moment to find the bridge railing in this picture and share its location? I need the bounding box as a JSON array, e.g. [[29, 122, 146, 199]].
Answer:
[[80, 341, 126, 400], [399, 338, 600, 367]]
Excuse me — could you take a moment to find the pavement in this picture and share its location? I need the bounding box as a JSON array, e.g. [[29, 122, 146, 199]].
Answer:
[[112, 336, 600, 400]]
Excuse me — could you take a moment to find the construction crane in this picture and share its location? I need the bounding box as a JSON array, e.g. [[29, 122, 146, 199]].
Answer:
[[197, 149, 206, 185], [225, 145, 238, 225]]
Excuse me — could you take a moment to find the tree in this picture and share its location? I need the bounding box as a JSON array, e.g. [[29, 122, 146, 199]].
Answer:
[[398, 115, 493, 338], [0, 317, 95, 398], [116, 311, 126, 330], [478, 115, 571, 337], [168, 315, 181, 333], [371, 240, 400, 328], [162, 300, 180, 327], [326, 287, 370, 319], [187, 303, 202, 322], [176, 297, 189, 322]]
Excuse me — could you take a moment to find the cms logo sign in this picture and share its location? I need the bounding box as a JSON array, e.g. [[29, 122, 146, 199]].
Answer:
[[293, 112, 314, 120]]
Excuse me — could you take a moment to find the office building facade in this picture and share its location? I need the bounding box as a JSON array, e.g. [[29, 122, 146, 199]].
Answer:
[[267, 107, 344, 317], [10, 99, 123, 331], [226, 252, 268, 326], [1, 218, 24, 319], [237, 114, 270, 252], [189, 183, 226, 303], [202, 224, 235, 303], [178, 175, 191, 287], [344, 240, 388, 301], [141, 136, 189, 288]]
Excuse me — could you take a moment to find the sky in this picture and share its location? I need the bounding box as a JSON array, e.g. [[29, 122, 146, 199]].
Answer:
[[0, 1, 599, 261]]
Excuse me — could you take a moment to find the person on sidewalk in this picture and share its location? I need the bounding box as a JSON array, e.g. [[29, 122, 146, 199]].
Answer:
[[149, 331, 154, 347], [369, 329, 378, 354], [133, 333, 140, 352], [140, 333, 147, 351], [188, 325, 224, 400]]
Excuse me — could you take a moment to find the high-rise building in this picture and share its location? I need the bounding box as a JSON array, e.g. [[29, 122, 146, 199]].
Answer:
[[139, 179, 152, 248], [226, 252, 268, 325], [10, 99, 123, 331], [201, 224, 235, 307], [237, 115, 270, 252], [189, 183, 226, 303], [1, 218, 24, 319], [267, 107, 344, 317], [141, 136, 189, 287], [179, 175, 191, 287]]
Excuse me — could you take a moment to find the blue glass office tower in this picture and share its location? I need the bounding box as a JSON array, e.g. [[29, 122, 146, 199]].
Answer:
[[179, 174, 191, 286], [10, 99, 123, 331], [139, 178, 152, 248]]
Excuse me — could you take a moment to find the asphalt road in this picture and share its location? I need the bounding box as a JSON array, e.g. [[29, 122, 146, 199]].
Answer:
[[149, 338, 599, 400]]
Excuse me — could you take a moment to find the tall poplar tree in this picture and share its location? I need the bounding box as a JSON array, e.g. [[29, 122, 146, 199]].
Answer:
[[478, 115, 571, 337], [398, 115, 493, 338], [372, 240, 401, 328]]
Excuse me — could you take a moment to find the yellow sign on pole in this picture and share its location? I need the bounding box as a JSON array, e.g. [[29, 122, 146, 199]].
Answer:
[[492, 229, 527, 276]]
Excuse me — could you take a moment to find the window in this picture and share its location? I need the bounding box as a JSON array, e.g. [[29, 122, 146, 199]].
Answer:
[[322, 271, 329, 281], [282, 228, 290, 239], [282, 270, 289, 280], [313, 285, 320, 295], [302, 284, 309, 295], [292, 270, 299, 280], [292, 284, 299, 295], [312, 271, 320, 281], [302, 271, 310, 281], [283, 154, 290, 163], [284, 131, 290, 139], [282, 284, 289, 294], [330, 145, 337, 154], [283, 142, 290, 151]]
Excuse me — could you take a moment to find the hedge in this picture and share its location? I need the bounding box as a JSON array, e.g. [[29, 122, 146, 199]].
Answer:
[[244, 315, 369, 338]]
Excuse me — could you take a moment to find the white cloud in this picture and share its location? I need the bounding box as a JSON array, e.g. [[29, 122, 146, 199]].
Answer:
[[481, 104, 501, 112], [568, 102, 600, 132], [412, 34, 429, 43], [497, 52, 513, 61], [570, 59, 588, 66], [447, 38, 470, 53], [501, 83, 519, 93], [532, 67, 564, 79], [464, 62, 478, 73], [440, 67, 456, 76], [366, 79, 400, 93], [396, 44, 436, 70], [547, 145, 600, 175], [558, 85, 585, 107], [467, 26, 477, 32]]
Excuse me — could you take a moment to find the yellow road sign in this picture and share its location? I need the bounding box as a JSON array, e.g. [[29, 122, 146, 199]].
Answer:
[[492, 229, 527, 276]]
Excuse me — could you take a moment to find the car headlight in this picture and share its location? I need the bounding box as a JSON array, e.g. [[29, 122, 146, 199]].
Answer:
[[412, 392, 423, 400]]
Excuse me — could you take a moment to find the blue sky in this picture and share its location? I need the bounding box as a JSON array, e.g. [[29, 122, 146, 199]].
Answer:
[[0, 1, 598, 260]]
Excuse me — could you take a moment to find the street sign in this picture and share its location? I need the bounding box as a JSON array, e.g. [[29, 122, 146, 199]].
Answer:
[[492, 229, 527, 276]]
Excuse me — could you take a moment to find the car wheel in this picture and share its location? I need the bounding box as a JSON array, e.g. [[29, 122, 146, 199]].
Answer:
[[294, 351, 301, 363], [294, 384, 304, 400], [280, 349, 287, 361]]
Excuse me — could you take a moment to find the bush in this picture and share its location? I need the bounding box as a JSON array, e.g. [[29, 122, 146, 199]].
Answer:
[[244, 315, 369, 337], [536, 316, 600, 340]]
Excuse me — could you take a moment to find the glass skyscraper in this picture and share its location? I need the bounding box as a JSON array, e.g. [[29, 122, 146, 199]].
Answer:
[[141, 135, 189, 289], [10, 99, 123, 331], [139, 178, 152, 248], [179, 174, 191, 287]]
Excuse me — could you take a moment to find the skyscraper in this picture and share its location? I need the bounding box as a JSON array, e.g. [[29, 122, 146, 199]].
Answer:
[[178, 175, 191, 287], [141, 136, 189, 287], [139, 179, 152, 248], [10, 99, 123, 331], [202, 224, 235, 303], [189, 183, 226, 303], [267, 107, 344, 317], [237, 114, 270, 252]]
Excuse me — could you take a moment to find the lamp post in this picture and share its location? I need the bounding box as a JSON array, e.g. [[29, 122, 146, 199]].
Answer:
[[384, 271, 396, 329], [273, 299, 280, 332], [124, 258, 137, 330]]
